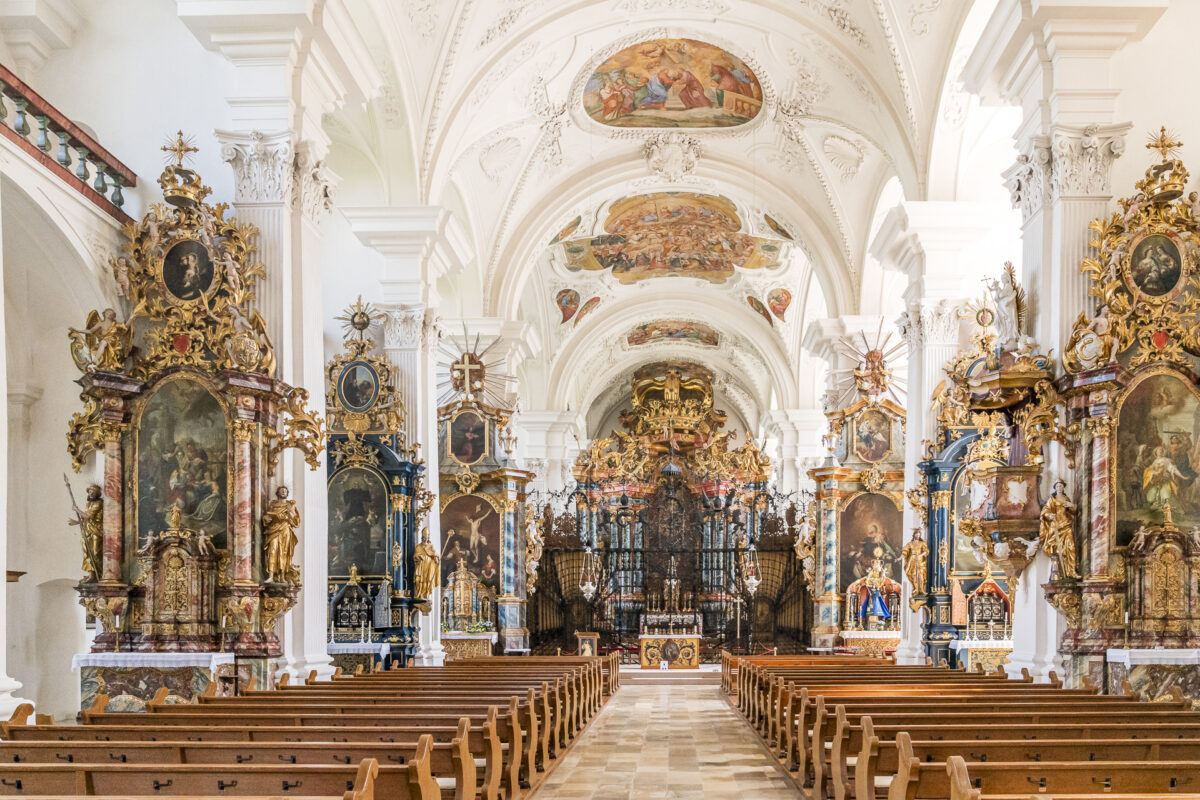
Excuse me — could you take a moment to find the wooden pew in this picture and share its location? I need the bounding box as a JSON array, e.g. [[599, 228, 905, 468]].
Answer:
[[943, 755, 1200, 800], [850, 726, 1200, 800], [888, 734, 1200, 799]]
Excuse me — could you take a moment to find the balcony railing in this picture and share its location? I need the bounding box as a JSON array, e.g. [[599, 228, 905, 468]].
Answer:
[[0, 62, 136, 224]]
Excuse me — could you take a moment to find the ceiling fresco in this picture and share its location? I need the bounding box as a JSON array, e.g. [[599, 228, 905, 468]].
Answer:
[[627, 320, 720, 348], [559, 192, 786, 284], [583, 38, 763, 129]]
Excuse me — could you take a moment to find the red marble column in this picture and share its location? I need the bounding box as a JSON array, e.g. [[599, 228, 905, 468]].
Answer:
[[100, 425, 124, 583], [1087, 417, 1113, 578], [232, 422, 254, 583]]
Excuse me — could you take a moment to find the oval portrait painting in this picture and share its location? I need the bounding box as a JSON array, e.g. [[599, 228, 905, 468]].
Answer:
[[1129, 233, 1183, 298], [584, 38, 763, 129], [161, 240, 215, 303], [338, 361, 379, 412], [449, 411, 487, 465]]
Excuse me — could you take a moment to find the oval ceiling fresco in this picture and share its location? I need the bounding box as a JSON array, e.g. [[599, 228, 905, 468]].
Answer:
[[560, 192, 784, 284], [583, 38, 763, 129], [627, 320, 720, 348]]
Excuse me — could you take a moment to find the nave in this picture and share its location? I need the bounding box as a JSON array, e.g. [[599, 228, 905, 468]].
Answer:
[[530, 672, 796, 800]]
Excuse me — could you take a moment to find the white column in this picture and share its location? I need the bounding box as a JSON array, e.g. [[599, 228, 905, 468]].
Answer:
[[218, 131, 337, 681], [0, 188, 31, 716], [963, 0, 1163, 680], [344, 207, 472, 667], [514, 411, 583, 495], [764, 409, 827, 496], [871, 201, 998, 664]]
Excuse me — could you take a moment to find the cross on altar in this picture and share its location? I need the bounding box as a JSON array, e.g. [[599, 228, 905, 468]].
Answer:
[[452, 355, 483, 395], [162, 130, 198, 167]]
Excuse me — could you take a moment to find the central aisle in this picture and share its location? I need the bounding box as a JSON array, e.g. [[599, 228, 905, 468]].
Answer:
[[530, 679, 797, 799]]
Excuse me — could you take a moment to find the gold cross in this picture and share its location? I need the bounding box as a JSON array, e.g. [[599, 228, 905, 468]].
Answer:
[[1147, 126, 1182, 161], [452, 355, 482, 394], [162, 130, 198, 167]]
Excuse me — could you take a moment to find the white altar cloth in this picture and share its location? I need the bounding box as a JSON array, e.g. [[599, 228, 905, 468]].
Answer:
[[1107, 648, 1200, 666], [951, 639, 1013, 652], [72, 652, 236, 671], [328, 642, 390, 659]]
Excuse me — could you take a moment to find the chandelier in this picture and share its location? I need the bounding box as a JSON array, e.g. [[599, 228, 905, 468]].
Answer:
[[741, 540, 761, 597], [580, 545, 601, 601]]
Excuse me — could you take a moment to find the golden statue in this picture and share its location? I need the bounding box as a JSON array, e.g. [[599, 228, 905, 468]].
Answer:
[[902, 529, 929, 595], [1039, 478, 1078, 579], [69, 308, 130, 372], [263, 485, 300, 584], [68, 482, 104, 581], [413, 527, 439, 602]]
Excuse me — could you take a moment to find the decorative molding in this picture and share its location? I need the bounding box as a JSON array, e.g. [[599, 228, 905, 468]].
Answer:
[[899, 300, 961, 349], [799, 0, 869, 49], [1003, 139, 1052, 222], [478, 0, 547, 48], [615, 0, 730, 11], [404, 0, 439, 40], [782, 52, 830, 117], [384, 306, 425, 350], [529, 75, 567, 174], [479, 137, 523, 183], [292, 146, 337, 227], [909, 0, 942, 35], [872, 0, 918, 141], [799, 35, 878, 107], [822, 135, 864, 180], [641, 133, 702, 182], [218, 130, 294, 205], [1049, 123, 1128, 200]]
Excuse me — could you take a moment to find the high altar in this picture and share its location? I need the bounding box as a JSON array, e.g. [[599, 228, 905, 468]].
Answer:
[[324, 299, 429, 671], [437, 347, 534, 657], [807, 333, 906, 655], [66, 138, 324, 709]]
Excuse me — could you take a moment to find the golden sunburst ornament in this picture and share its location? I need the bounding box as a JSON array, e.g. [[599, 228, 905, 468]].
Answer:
[[334, 295, 384, 343], [1147, 126, 1183, 162], [161, 130, 198, 168]]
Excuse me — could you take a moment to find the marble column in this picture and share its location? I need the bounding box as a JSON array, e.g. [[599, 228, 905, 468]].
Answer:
[[231, 421, 254, 584], [218, 130, 335, 680], [99, 424, 124, 584]]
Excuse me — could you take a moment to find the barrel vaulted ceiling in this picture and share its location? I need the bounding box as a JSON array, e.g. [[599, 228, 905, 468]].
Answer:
[[329, 0, 988, 424]]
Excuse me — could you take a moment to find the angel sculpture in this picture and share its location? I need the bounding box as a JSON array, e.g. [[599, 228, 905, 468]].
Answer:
[[69, 308, 130, 372], [1064, 305, 1117, 372], [987, 264, 1025, 351]]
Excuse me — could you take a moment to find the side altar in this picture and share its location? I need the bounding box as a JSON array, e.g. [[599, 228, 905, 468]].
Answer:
[[324, 299, 430, 670], [66, 137, 324, 710]]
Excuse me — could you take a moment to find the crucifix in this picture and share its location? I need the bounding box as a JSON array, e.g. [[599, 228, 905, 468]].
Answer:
[[452, 354, 484, 397]]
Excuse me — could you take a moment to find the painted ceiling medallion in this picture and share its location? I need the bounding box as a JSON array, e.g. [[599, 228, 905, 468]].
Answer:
[[584, 38, 762, 129], [560, 192, 784, 284], [627, 320, 720, 347]]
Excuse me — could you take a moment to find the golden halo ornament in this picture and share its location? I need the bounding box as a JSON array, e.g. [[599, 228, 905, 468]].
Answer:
[[334, 295, 385, 343]]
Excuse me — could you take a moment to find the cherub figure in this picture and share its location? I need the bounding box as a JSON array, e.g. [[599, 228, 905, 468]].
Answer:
[[69, 309, 130, 372]]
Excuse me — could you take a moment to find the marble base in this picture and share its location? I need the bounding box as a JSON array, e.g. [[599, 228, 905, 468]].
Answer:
[[840, 630, 901, 657], [73, 652, 278, 711], [1107, 649, 1200, 705]]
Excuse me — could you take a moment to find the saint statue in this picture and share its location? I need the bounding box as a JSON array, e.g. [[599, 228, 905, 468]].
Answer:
[[860, 557, 891, 621], [987, 266, 1023, 351], [263, 485, 300, 584], [525, 504, 545, 593], [69, 484, 104, 582], [1039, 478, 1078, 579], [413, 527, 439, 602], [902, 529, 929, 595]]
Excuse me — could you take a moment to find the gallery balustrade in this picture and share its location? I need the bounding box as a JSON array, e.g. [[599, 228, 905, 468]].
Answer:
[[0, 62, 136, 222]]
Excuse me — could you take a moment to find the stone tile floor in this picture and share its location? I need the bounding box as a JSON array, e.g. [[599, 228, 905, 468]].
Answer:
[[528, 684, 798, 799]]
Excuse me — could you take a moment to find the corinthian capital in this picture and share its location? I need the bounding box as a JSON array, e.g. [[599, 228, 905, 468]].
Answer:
[[292, 145, 338, 227], [384, 306, 425, 350], [217, 130, 295, 205], [903, 299, 962, 350], [1003, 139, 1051, 221], [1049, 123, 1130, 200]]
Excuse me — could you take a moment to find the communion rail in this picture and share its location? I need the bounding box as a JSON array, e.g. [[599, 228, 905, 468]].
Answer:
[[0, 62, 136, 223]]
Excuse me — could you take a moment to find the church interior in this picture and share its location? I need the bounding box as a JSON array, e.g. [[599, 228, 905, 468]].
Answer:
[[2, 0, 1200, 797]]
